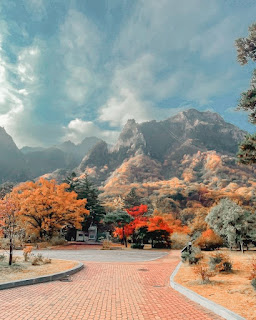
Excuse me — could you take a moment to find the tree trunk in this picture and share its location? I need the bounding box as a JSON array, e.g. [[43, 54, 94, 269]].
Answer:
[[9, 238, 13, 266], [122, 227, 127, 248], [240, 241, 244, 254], [152, 239, 154, 248]]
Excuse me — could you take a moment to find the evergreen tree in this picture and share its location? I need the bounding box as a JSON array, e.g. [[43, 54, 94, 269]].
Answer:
[[235, 23, 256, 164], [124, 188, 141, 208], [104, 210, 133, 247], [65, 173, 106, 231]]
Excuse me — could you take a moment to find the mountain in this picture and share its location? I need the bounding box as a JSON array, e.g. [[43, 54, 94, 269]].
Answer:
[[0, 130, 101, 184], [20, 146, 46, 154], [76, 109, 248, 186], [0, 127, 29, 183]]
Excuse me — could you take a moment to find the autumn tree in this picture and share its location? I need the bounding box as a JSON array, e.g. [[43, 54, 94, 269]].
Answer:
[[104, 210, 133, 247], [235, 23, 256, 163], [144, 216, 172, 248], [0, 197, 21, 265], [194, 229, 223, 251], [206, 198, 256, 252], [11, 178, 89, 240]]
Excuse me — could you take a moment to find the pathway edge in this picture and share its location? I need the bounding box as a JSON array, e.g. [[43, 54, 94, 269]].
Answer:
[[170, 261, 245, 320], [0, 261, 84, 290]]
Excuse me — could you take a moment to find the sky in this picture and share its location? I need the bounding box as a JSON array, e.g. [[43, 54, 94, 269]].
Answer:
[[0, 0, 256, 148]]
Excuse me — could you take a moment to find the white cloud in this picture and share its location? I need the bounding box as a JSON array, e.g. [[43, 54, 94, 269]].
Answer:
[[59, 9, 101, 105], [64, 118, 119, 144]]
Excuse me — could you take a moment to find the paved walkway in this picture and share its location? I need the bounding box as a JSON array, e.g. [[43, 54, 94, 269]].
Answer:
[[0, 251, 222, 320], [14, 249, 169, 262]]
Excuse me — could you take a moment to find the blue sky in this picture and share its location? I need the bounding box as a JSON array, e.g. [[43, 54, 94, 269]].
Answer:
[[0, 0, 256, 147]]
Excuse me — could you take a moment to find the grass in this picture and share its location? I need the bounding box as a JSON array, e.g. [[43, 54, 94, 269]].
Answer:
[[0, 256, 78, 284], [175, 250, 256, 320]]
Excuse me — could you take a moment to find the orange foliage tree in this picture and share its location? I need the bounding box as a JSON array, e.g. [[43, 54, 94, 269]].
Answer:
[[194, 229, 223, 251], [0, 197, 21, 265], [11, 178, 89, 240]]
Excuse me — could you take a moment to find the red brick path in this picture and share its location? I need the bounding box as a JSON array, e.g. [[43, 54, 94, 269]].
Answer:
[[0, 251, 222, 320]]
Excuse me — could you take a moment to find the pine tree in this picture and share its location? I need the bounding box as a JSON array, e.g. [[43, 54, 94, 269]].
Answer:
[[124, 188, 141, 208], [235, 23, 256, 164], [65, 174, 106, 231]]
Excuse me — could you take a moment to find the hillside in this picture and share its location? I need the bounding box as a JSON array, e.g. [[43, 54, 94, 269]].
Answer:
[[76, 109, 248, 187]]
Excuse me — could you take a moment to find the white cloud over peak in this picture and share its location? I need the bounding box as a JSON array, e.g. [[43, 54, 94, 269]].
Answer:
[[64, 118, 119, 144]]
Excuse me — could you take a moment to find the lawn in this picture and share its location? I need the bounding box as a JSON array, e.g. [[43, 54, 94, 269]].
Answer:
[[175, 250, 256, 320], [0, 256, 78, 284]]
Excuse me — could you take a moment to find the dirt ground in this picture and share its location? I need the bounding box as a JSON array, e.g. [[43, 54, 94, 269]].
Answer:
[[175, 250, 256, 320], [0, 256, 78, 283]]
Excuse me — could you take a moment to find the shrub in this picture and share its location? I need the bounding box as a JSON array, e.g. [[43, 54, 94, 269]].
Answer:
[[209, 252, 232, 272], [49, 236, 67, 246], [102, 240, 112, 250], [249, 258, 256, 280], [251, 279, 256, 290], [171, 233, 190, 249], [194, 229, 223, 251], [181, 247, 203, 264], [193, 263, 215, 284], [153, 242, 169, 249], [0, 253, 6, 261], [131, 243, 144, 249], [31, 253, 44, 266], [23, 245, 33, 262], [43, 258, 52, 264]]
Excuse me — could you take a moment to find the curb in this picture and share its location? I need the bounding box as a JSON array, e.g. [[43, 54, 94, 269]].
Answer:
[[170, 261, 245, 320], [0, 261, 84, 290]]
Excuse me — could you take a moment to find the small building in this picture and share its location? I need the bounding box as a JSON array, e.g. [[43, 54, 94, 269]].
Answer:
[[75, 225, 98, 242], [88, 225, 97, 241], [76, 230, 88, 242]]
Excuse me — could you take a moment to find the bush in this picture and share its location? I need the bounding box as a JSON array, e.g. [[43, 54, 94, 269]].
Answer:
[[209, 252, 232, 272], [131, 243, 144, 249], [49, 236, 67, 246], [102, 240, 112, 250], [193, 263, 215, 284], [181, 247, 203, 264], [171, 233, 190, 249], [31, 253, 44, 266], [249, 258, 256, 279], [23, 245, 33, 262], [153, 242, 169, 249], [251, 279, 256, 290], [0, 253, 6, 261]]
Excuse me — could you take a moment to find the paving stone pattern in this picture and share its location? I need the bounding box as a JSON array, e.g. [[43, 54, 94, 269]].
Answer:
[[0, 251, 222, 320]]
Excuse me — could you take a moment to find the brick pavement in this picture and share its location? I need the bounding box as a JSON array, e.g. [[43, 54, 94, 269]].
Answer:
[[0, 251, 222, 320]]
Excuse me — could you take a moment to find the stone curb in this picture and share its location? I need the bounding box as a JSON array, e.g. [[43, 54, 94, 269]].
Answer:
[[0, 261, 84, 290], [170, 261, 245, 320]]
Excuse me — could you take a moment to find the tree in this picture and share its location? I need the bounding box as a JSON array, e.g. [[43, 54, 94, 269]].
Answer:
[[144, 216, 172, 248], [11, 178, 89, 240], [104, 210, 133, 247], [0, 182, 15, 200], [194, 229, 223, 251], [235, 23, 256, 163], [206, 198, 256, 252], [65, 174, 105, 231], [0, 197, 21, 265], [124, 188, 141, 208]]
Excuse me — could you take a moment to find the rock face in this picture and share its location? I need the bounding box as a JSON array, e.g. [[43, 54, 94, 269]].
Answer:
[[76, 109, 247, 185], [0, 127, 29, 183], [0, 109, 249, 185]]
